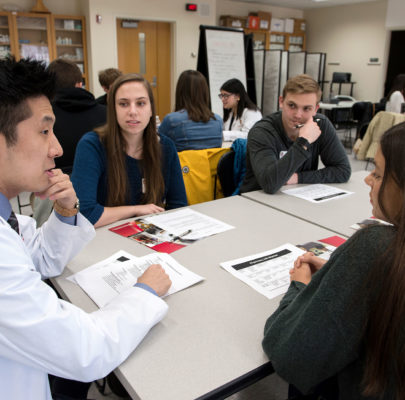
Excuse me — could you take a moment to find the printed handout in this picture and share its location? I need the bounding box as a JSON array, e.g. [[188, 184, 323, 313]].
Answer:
[[143, 208, 234, 240], [220, 244, 305, 300], [282, 184, 353, 203], [350, 217, 391, 231], [110, 208, 234, 254], [70, 250, 204, 308], [220, 236, 346, 299]]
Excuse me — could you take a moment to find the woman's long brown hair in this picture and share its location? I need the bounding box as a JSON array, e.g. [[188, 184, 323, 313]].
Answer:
[[175, 70, 214, 123], [362, 122, 405, 398], [95, 73, 164, 207]]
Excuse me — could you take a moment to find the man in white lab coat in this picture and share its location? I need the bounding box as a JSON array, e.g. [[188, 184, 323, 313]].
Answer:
[[0, 57, 171, 400]]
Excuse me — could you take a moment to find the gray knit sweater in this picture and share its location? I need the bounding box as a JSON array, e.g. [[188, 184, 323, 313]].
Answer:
[[263, 225, 396, 399], [240, 111, 351, 194]]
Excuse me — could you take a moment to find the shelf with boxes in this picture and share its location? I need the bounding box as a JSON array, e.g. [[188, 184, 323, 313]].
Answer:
[[52, 15, 87, 78], [219, 13, 306, 52], [0, 11, 88, 82]]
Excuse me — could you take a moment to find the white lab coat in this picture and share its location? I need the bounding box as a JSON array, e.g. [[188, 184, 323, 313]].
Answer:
[[0, 212, 168, 400], [222, 108, 262, 141]]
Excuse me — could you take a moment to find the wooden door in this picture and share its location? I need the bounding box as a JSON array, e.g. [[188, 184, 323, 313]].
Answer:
[[116, 19, 171, 119]]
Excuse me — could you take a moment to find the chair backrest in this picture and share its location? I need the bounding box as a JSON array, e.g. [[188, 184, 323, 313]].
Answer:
[[332, 72, 351, 83], [178, 148, 230, 205], [217, 150, 236, 197]]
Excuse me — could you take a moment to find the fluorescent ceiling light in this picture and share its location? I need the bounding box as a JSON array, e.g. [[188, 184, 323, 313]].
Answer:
[[312, 0, 330, 2]]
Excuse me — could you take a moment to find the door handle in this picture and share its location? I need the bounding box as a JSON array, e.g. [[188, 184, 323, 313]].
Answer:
[[151, 76, 157, 88]]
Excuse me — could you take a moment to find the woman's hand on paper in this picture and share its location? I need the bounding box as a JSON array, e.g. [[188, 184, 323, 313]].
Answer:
[[290, 252, 327, 285], [134, 204, 164, 217], [138, 264, 171, 297], [295, 252, 327, 274]]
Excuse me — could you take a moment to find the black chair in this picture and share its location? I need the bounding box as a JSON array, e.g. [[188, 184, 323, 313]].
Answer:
[[330, 72, 356, 97], [217, 150, 236, 197]]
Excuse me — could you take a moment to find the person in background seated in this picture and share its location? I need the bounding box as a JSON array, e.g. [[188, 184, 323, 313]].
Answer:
[[48, 59, 106, 174], [0, 57, 171, 400], [220, 78, 262, 141], [262, 122, 405, 400], [96, 67, 123, 106], [72, 73, 187, 228], [158, 70, 222, 152], [240, 74, 351, 194], [385, 74, 405, 114]]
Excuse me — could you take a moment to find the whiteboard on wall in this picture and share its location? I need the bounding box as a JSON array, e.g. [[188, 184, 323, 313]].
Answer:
[[205, 28, 247, 115]]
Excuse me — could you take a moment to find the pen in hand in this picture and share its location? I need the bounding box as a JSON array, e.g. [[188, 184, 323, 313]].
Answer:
[[295, 118, 320, 129], [170, 229, 192, 242]]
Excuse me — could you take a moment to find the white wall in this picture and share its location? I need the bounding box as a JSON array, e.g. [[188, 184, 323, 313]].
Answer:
[[85, 0, 216, 96], [5, 0, 395, 104], [216, 0, 304, 20], [386, 0, 405, 29], [304, 0, 389, 102]]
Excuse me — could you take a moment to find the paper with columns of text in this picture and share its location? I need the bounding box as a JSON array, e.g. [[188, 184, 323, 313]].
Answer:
[[220, 244, 305, 300], [70, 250, 204, 307]]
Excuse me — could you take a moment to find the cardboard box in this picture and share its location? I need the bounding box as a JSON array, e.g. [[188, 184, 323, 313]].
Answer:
[[294, 18, 306, 33], [247, 15, 260, 30], [285, 18, 294, 33], [258, 11, 271, 30], [270, 17, 285, 32], [219, 15, 247, 29]]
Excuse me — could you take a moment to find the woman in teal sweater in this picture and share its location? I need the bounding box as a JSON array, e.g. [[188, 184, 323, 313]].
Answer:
[[263, 122, 405, 399], [72, 74, 187, 228]]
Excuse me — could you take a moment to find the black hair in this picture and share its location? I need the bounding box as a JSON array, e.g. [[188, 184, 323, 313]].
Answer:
[[0, 57, 55, 145], [220, 78, 258, 122]]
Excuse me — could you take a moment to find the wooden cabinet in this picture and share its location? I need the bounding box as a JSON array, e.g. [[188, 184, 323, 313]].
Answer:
[[11, 12, 53, 63], [51, 15, 88, 84], [245, 28, 306, 52], [0, 12, 16, 58], [0, 12, 88, 83]]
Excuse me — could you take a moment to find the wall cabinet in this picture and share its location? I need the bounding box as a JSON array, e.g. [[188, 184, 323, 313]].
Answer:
[[245, 28, 306, 52], [0, 11, 16, 58], [11, 12, 53, 63], [51, 15, 88, 84], [0, 11, 88, 83]]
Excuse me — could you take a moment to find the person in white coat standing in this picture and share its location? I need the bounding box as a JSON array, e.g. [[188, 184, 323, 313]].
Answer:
[[0, 57, 171, 400]]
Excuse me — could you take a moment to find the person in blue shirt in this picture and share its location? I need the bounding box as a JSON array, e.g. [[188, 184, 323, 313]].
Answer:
[[71, 73, 187, 228], [158, 70, 223, 151]]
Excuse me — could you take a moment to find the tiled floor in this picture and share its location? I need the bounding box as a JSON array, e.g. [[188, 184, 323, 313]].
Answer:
[[10, 140, 369, 400]]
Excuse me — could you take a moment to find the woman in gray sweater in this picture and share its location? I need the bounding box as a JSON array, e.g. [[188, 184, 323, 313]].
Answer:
[[263, 122, 405, 400]]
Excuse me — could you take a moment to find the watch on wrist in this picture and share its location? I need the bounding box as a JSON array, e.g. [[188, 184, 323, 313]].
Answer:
[[53, 199, 80, 217], [296, 136, 310, 151]]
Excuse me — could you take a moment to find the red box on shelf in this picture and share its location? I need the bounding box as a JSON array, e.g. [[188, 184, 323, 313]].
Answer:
[[247, 15, 260, 30]]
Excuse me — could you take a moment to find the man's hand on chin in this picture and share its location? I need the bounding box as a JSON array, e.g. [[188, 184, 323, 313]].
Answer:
[[34, 169, 77, 209]]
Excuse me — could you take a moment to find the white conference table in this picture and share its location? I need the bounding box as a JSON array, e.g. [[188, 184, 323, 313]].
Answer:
[[319, 101, 355, 111], [242, 170, 371, 239], [53, 195, 338, 400]]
